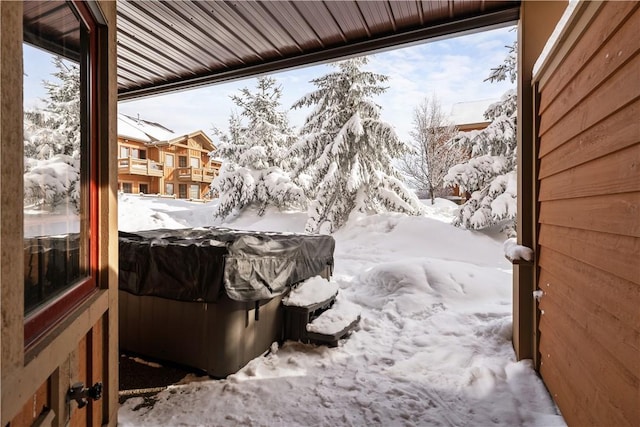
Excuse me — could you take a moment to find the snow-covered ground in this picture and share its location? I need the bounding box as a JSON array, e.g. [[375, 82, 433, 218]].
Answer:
[[118, 194, 564, 426]]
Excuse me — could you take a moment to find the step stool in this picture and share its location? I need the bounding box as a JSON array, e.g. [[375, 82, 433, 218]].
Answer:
[[282, 291, 337, 343]]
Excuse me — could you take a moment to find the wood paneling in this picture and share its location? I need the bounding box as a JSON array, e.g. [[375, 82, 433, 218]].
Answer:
[[539, 225, 639, 284], [539, 143, 640, 200], [9, 380, 49, 426], [539, 268, 639, 377], [539, 247, 639, 331], [536, 2, 640, 426], [539, 53, 640, 157], [538, 1, 639, 112], [538, 318, 634, 427], [539, 193, 640, 236], [539, 98, 639, 179]]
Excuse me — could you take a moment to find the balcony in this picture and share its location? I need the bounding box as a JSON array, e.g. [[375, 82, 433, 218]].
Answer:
[[118, 157, 164, 177], [176, 167, 216, 183]]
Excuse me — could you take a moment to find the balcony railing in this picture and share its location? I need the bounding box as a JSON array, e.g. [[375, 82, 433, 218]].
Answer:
[[118, 157, 163, 177], [176, 167, 216, 183]]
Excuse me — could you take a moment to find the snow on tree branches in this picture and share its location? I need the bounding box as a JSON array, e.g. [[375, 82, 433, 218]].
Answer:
[[290, 57, 423, 234], [24, 56, 81, 211], [211, 77, 305, 220], [399, 95, 466, 204], [444, 41, 518, 235]]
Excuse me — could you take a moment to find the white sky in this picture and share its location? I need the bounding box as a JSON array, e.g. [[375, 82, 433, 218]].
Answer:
[[116, 26, 516, 143]]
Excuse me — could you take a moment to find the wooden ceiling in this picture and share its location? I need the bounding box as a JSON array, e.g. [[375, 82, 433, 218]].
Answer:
[[24, 1, 521, 100]]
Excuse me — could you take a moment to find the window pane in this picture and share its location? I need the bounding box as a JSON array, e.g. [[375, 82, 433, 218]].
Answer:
[[23, 3, 90, 317], [178, 184, 187, 198], [190, 184, 199, 199], [178, 156, 187, 167], [120, 146, 129, 158], [123, 183, 132, 193], [190, 157, 199, 168], [165, 154, 174, 167], [165, 183, 174, 195]]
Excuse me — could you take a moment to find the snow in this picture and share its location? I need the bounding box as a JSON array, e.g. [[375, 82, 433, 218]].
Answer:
[[306, 296, 361, 336], [117, 195, 565, 426], [533, 0, 580, 77], [283, 276, 339, 307], [449, 98, 496, 126], [503, 238, 534, 262], [117, 113, 175, 142]]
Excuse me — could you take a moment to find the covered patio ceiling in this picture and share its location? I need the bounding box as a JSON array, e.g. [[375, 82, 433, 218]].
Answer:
[[116, 1, 520, 100]]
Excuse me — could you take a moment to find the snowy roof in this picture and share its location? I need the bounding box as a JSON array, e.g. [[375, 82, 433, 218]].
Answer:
[[117, 113, 175, 142], [449, 99, 496, 126]]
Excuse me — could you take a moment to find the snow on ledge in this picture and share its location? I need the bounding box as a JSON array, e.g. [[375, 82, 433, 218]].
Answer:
[[533, 0, 580, 78], [282, 276, 339, 307], [503, 238, 534, 263], [306, 297, 361, 336]]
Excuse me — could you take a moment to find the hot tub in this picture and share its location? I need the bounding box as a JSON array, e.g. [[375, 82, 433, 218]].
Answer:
[[118, 227, 334, 377]]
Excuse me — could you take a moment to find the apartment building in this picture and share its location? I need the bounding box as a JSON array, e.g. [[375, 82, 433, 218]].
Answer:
[[117, 114, 222, 199]]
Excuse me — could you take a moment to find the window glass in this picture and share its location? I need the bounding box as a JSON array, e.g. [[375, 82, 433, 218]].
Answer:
[[190, 157, 199, 168], [23, 0, 97, 343], [190, 184, 199, 199], [178, 184, 187, 198], [120, 146, 129, 158], [122, 183, 132, 193], [178, 156, 187, 168], [165, 153, 174, 167], [165, 183, 174, 195]]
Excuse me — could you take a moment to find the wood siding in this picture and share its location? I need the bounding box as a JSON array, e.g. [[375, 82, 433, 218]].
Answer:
[[535, 2, 640, 426], [2, 1, 118, 425]]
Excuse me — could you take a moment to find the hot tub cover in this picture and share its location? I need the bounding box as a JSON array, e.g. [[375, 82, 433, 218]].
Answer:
[[119, 227, 335, 302]]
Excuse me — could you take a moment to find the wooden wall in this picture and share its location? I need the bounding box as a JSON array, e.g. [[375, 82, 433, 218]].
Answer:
[[1, 1, 119, 425], [535, 2, 639, 425]]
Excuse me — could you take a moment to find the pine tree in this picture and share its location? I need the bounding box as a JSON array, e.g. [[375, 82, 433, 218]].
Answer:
[[211, 76, 305, 219], [23, 56, 81, 210], [444, 41, 518, 235], [290, 57, 423, 234]]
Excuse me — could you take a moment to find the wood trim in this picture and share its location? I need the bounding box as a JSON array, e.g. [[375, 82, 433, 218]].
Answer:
[[534, 1, 602, 87], [537, 2, 638, 97], [539, 6, 639, 126], [1, 1, 25, 380], [2, 291, 108, 425]]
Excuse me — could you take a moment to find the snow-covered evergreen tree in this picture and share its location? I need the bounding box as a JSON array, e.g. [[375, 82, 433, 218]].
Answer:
[[24, 56, 81, 210], [211, 76, 305, 219], [444, 41, 518, 234], [290, 57, 423, 234]]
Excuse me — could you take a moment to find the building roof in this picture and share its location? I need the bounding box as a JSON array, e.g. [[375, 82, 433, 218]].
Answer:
[[449, 98, 496, 127], [117, 113, 176, 143]]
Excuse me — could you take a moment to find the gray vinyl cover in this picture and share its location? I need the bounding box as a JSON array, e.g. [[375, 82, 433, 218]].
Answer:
[[118, 227, 335, 302]]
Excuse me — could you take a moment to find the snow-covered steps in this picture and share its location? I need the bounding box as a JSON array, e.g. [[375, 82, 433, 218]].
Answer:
[[282, 276, 359, 345], [306, 298, 361, 347]]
